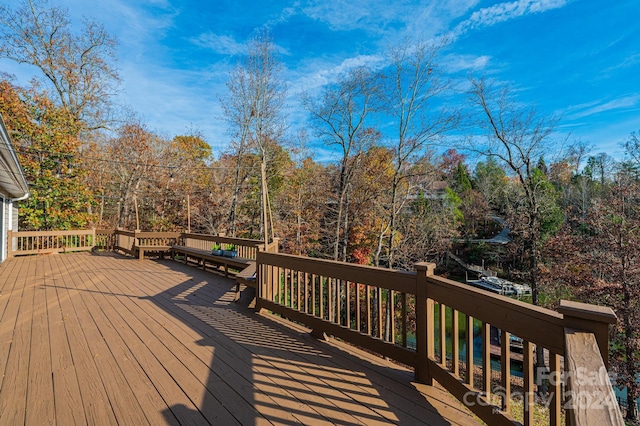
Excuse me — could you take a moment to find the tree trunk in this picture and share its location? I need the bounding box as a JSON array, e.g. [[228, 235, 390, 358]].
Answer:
[[386, 178, 399, 269], [373, 222, 388, 267], [341, 193, 349, 262], [228, 152, 244, 237]]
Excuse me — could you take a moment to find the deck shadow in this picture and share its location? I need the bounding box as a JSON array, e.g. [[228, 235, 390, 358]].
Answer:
[[141, 255, 466, 425]]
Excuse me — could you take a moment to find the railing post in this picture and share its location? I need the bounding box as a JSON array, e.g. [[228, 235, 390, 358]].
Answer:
[[557, 300, 617, 368], [6, 230, 12, 259], [415, 262, 436, 385], [255, 247, 265, 313]]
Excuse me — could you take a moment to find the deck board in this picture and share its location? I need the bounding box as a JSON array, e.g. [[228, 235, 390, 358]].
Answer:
[[0, 254, 24, 390], [0, 252, 479, 425], [44, 254, 87, 426], [26, 255, 55, 426], [49, 253, 120, 425]]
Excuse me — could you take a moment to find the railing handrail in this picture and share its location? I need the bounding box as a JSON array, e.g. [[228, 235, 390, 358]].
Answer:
[[135, 231, 182, 239], [258, 251, 416, 293], [11, 229, 94, 237], [182, 232, 266, 247]]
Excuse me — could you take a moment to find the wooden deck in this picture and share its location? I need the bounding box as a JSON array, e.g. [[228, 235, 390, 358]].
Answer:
[[0, 251, 478, 425]]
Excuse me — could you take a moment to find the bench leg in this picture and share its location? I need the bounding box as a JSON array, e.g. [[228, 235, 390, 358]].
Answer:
[[138, 248, 144, 261], [235, 282, 240, 302]]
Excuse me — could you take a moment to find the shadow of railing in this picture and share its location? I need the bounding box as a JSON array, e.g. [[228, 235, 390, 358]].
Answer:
[[141, 256, 455, 425]]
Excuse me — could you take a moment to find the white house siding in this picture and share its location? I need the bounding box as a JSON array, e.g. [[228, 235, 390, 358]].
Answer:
[[0, 191, 6, 262]]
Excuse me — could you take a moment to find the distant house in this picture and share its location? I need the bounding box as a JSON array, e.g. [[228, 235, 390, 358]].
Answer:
[[407, 180, 449, 201], [0, 114, 29, 263]]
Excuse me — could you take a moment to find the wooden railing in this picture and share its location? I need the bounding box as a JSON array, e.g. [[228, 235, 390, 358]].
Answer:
[[7, 229, 96, 257], [256, 252, 624, 426], [96, 229, 115, 250], [134, 231, 182, 247], [181, 233, 278, 259], [7, 229, 278, 261], [257, 251, 417, 365]]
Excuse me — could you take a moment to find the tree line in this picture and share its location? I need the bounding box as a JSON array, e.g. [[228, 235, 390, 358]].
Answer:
[[1, 0, 639, 419]]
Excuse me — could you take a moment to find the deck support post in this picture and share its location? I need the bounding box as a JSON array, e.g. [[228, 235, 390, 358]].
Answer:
[[415, 262, 436, 385]]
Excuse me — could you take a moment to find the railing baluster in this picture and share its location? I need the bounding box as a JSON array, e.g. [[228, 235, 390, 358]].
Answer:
[[523, 340, 534, 426], [296, 271, 302, 311], [328, 278, 333, 322], [377, 288, 382, 339], [440, 303, 446, 365], [549, 351, 561, 426], [356, 283, 361, 332], [265, 265, 271, 301], [401, 292, 407, 348], [389, 290, 395, 344], [427, 299, 435, 359], [312, 274, 316, 316], [336, 280, 348, 325], [452, 309, 459, 376], [346, 281, 351, 329], [271, 265, 276, 302], [482, 322, 491, 401], [320, 276, 324, 319], [285, 268, 290, 307], [304, 272, 309, 314], [466, 314, 474, 386], [501, 329, 511, 412], [366, 284, 371, 335]]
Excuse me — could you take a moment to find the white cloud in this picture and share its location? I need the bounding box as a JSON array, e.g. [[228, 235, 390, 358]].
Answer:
[[292, 54, 384, 94], [300, 0, 478, 39], [452, 0, 568, 37], [442, 54, 491, 72], [566, 95, 640, 120], [192, 33, 246, 56]]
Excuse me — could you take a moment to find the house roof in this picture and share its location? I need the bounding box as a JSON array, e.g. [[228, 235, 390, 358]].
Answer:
[[0, 114, 29, 200]]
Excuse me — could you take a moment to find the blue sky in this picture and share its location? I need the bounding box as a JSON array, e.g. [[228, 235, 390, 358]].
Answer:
[[2, 0, 639, 162]]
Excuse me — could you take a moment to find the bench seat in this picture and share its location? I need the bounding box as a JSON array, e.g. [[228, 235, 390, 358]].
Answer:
[[170, 245, 252, 277], [234, 262, 256, 302]]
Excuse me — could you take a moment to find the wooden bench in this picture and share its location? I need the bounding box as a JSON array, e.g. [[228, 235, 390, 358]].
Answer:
[[234, 262, 256, 302], [170, 246, 252, 278], [133, 245, 172, 260]]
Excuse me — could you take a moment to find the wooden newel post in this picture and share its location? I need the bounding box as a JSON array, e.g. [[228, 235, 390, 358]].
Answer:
[[415, 262, 436, 385], [557, 300, 617, 369], [255, 248, 264, 313]]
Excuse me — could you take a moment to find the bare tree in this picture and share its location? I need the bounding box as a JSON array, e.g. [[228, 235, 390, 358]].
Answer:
[[0, 0, 119, 130], [107, 121, 164, 229], [469, 78, 561, 306], [303, 66, 378, 261], [220, 63, 254, 236], [220, 31, 287, 241], [379, 38, 459, 268]]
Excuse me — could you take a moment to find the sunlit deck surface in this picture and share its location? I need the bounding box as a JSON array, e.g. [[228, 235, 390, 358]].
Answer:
[[0, 251, 478, 425]]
